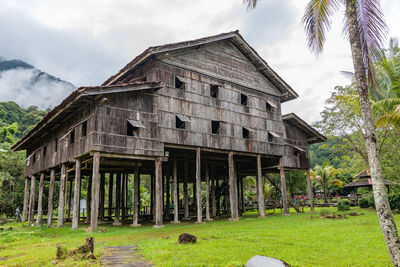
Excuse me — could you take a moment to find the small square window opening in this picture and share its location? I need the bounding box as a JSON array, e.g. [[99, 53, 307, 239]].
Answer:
[[70, 129, 75, 143], [241, 94, 248, 106], [175, 76, 185, 89], [210, 85, 218, 98], [242, 127, 250, 139], [176, 115, 185, 129], [211, 121, 220, 134], [82, 121, 87, 137]]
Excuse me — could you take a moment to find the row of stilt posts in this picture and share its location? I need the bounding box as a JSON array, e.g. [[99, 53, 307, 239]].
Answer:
[[20, 149, 315, 229]]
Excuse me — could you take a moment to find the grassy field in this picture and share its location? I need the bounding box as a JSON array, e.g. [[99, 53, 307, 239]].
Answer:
[[0, 207, 395, 266]]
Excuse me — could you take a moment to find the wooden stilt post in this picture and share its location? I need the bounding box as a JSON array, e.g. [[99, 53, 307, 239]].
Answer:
[[58, 164, 67, 227], [279, 158, 289, 216], [72, 159, 81, 229], [205, 162, 212, 221], [151, 172, 155, 221], [90, 152, 100, 230], [183, 161, 189, 220], [67, 179, 73, 218], [257, 154, 265, 217], [100, 172, 105, 222], [86, 174, 92, 224], [47, 169, 55, 226], [195, 147, 202, 224], [36, 173, 45, 225], [165, 166, 170, 220], [113, 173, 121, 225], [108, 172, 114, 218], [241, 177, 245, 214], [22, 177, 29, 222], [28, 175, 36, 223], [64, 171, 68, 221], [154, 157, 164, 228], [228, 152, 239, 221], [172, 158, 180, 224], [306, 169, 314, 213], [211, 165, 216, 218], [121, 173, 126, 222], [131, 164, 141, 227]]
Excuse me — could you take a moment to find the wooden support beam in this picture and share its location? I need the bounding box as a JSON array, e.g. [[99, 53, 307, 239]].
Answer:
[[151, 172, 155, 221], [211, 165, 216, 218], [72, 159, 81, 229], [306, 169, 314, 213], [257, 154, 265, 217], [121, 173, 126, 222], [172, 158, 180, 224], [28, 175, 36, 223], [195, 147, 202, 224], [113, 172, 121, 225], [47, 169, 55, 226], [86, 174, 92, 224], [57, 164, 67, 227], [100, 172, 105, 222], [183, 161, 189, 221], [108, 172, 114, 218], [154, 157, 164, 228], [67, 179, 73, 218], [90, 152, 100, 230], [131, 165, 141, 227], [228, 152, 239, 221], [36, 173, 45, 225], [205, 162, 212, 221], [279, 158, 289, 216], [22, 177, 29, 223]]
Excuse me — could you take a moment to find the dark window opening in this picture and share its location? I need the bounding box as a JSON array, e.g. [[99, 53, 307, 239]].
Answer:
[[127, 121, 139, 137], [54, 139, 58, 152], [211, 121, 220, 134], [294, 150, 300, 158], [70, 129, 75, 143], [33, 153, 36, 163], [176, 115, 185, 129], [210, 85, 218, 98], [82, 121, 87, 137], [43, 145, 47, 156], [266, 102, 272, 111], [242, 127, 250, 139], [175, 76, 185, 89], [268, 132, 274, 142], [241, 93, 248, 106]]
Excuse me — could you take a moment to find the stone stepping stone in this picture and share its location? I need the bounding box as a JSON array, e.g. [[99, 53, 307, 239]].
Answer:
[[101, 246, 153, 267]]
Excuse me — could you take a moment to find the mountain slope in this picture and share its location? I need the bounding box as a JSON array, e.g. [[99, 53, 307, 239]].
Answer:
[[0, 57, 76, 109]]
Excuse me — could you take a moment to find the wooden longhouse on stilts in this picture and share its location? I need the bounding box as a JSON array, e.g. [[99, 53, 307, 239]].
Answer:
[[12, 31, 326, 229]]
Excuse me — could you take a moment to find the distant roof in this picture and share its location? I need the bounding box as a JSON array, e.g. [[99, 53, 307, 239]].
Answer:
[[354, 169, 370, 178], [102, 30, 298, 103], [344, 178, 397, 188], [11, 81, 163, 151], [282, 113, 327, 144]]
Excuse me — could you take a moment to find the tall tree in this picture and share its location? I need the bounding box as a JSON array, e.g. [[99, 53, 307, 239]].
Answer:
[[243, 0, 400, 264]]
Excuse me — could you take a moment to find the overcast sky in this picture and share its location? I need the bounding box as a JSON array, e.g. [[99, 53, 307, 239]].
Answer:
[[0, 0, 399, 123]]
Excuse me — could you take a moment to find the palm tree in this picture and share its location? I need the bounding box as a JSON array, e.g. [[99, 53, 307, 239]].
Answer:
[[309, 164, 341, 203], [243, 0, 400, 264]]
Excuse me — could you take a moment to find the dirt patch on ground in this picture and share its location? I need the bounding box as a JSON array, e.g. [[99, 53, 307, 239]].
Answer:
[[101, 246, 153, 267]]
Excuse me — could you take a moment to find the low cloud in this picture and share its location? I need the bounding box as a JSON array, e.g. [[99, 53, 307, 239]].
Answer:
[[0, 68, 75, 109]]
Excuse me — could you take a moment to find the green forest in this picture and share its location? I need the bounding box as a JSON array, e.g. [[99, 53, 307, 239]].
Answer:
[[1, 40, 400, 217]]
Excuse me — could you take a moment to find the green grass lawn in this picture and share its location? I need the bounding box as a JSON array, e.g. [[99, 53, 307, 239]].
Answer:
[[0, 207, 395, 266]]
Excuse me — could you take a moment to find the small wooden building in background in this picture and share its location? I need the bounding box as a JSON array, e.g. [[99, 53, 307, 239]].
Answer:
[[12, 31, 325, 229]]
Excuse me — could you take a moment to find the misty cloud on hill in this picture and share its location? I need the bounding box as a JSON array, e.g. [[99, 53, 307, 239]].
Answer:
[[0, 62, 75, 109]]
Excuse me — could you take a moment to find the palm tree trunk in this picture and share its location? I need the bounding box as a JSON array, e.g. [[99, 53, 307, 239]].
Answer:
[[345, 0, 400, 264], [323, 185, 327, 203]]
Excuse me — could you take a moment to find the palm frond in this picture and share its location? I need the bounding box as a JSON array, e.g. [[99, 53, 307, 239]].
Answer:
[[302, 0, 340, 54], [356, 0, 388, 79], [242, 0, 259, 10]]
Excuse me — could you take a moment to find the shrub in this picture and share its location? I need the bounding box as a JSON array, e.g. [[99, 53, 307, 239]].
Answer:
[[368, 195, 375, 208], [359, 197, 370, 208], [337, 199, 350, 211], [388, 194, 400, 210], [319, 209, 331, 217]]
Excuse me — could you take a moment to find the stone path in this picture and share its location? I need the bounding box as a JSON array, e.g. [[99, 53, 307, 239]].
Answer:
[[100, 246, 153, 267]]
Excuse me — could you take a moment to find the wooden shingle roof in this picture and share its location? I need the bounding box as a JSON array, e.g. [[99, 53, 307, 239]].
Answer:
[[102, 30, 298, 102]]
